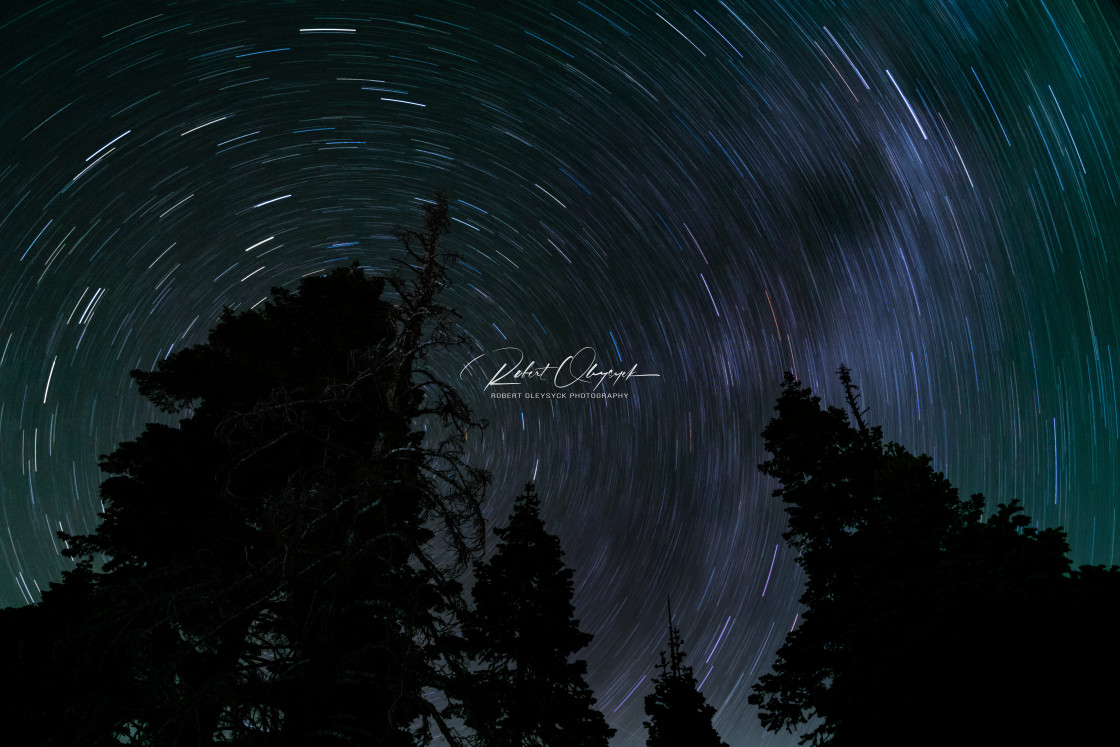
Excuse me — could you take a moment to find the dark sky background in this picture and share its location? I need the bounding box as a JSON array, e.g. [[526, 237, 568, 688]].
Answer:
[[2, 1, 1119, 743]]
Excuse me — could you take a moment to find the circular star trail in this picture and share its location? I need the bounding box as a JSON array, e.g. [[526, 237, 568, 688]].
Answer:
[[2, 1, 1118, 743]]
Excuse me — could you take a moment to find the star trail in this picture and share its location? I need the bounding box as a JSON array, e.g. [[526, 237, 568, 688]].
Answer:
[[2, 1, 1119, 743]]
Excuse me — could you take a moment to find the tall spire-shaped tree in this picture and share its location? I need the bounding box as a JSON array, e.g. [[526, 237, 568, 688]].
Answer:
[[643, 600, 729, 747], [455, 482, 614, 747]]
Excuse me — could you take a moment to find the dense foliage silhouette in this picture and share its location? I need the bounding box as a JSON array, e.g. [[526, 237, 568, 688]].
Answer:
[[749, 367, 1120, 746], [0, 197, 491, 746], [452, 482, 614, 747], [642, 601, 728, 747]]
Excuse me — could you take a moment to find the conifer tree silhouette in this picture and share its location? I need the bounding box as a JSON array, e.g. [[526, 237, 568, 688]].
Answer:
[[749, 367, 1120, 746], [0, 196, 489, 746], [642, 600, 729, 747], [455, 482, 614, 747]]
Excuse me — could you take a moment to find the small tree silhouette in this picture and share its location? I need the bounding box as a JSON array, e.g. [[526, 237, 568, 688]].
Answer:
[[642, 600, 729, 747]]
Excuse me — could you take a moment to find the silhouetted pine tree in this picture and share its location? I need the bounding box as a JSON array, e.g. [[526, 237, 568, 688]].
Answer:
[[455, 482, 614, 747], [642, 601, 728, 747], [0, 197, 489, 746], [748, 367, 1120, 746]]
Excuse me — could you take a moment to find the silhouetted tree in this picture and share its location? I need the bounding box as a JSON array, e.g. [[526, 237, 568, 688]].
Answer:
[[642, 601, 728, 747], [453, 482, 614, 747], [0, 196, 489, 746], [748, 368, 1120, 746]]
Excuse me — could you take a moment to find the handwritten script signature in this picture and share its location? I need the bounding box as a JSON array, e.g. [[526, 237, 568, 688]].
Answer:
[[461, 347, 660, 390]]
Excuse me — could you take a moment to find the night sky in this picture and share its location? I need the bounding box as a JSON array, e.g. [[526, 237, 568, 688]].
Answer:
[[2, 1, 1119, 743]]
